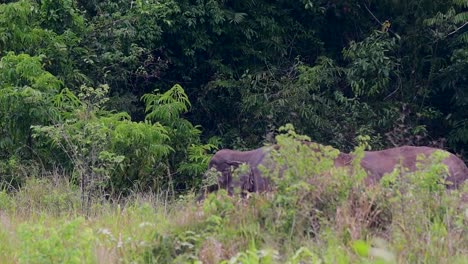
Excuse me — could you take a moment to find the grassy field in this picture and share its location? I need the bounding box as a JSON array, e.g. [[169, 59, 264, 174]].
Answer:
[[0, 163, 467, 264]]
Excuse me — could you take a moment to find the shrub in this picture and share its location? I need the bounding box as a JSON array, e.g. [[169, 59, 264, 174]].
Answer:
[[261, 125, 369, 240]]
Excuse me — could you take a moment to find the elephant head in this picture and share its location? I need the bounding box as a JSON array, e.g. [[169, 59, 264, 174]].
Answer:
[[198, 147, 272, 200]]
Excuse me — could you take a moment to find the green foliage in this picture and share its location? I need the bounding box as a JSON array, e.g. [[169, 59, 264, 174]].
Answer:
[[0, 0, 87, 86], [28, 83, 211, 199], [0, 1, 467, 261], [13, 177, 81, 216], [202, 190, 235, 218], [262, 125, 367, 239], [0, 53, 62, 158], [237, 59, 374, 149], [0, 163, 467, 263], [76, 0, 179, 91], [17, 217, 95, 264], [0, 0, 467, 206], [108, 119, 172, 190], [0, 1, 53, 53], [376, 157, 467, 263], [143, 84, 191, 124], [0, 0, 466, 158], [178, 142, 219, 178], [39, 0, 85, 34], [143, 84, 216, 190], [287, 247, 321, 264], [423, 0, 468, 149], [343, 31, 400, 97], [33, 84, 175, 200], [221, 243, 279, 264], [0, 190, 13, 211]]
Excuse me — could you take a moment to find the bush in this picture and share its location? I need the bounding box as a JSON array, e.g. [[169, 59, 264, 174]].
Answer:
[[260, 125, 369, 240], [0, 128, 466, 263]]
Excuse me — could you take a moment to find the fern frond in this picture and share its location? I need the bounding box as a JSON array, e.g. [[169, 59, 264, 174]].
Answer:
[[452, 0, 468, 8], [453, 12, 468, 24]]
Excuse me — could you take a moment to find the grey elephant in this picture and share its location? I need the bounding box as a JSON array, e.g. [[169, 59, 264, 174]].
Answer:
[[356, 146, 468, 189], [198, 146, 274, 200], [198, 143, 468, 200], [197, 142, 347, 200]]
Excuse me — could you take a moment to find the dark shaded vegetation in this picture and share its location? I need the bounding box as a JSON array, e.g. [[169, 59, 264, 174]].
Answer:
[[0, 0, 467, 200]]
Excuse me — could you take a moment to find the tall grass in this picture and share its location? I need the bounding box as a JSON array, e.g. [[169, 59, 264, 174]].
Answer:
[[0, 144, 467, 263]]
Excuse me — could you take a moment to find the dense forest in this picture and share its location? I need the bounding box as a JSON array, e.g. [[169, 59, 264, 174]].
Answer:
[[0, 1, 467, 263], [1, 0, 467, 196]]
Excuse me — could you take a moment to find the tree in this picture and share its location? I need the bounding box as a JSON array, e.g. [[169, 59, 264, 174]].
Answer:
[[0, 53, 62, 159]]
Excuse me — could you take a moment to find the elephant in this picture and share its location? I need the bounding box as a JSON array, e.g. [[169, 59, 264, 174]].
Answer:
[[355, 146, 468, 189], [198, 146, 273, 200], [198, 143, 468, 200], [198, 142, 351, 200]]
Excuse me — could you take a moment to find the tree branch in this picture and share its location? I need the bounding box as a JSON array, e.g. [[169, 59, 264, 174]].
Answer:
[[363, 2, 382, 25], [362, 2, 398, 36], [447, 22, 468, 37]]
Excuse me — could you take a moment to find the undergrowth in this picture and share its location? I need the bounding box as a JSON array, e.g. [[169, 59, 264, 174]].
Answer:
[[0, 133, 467, 263]]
